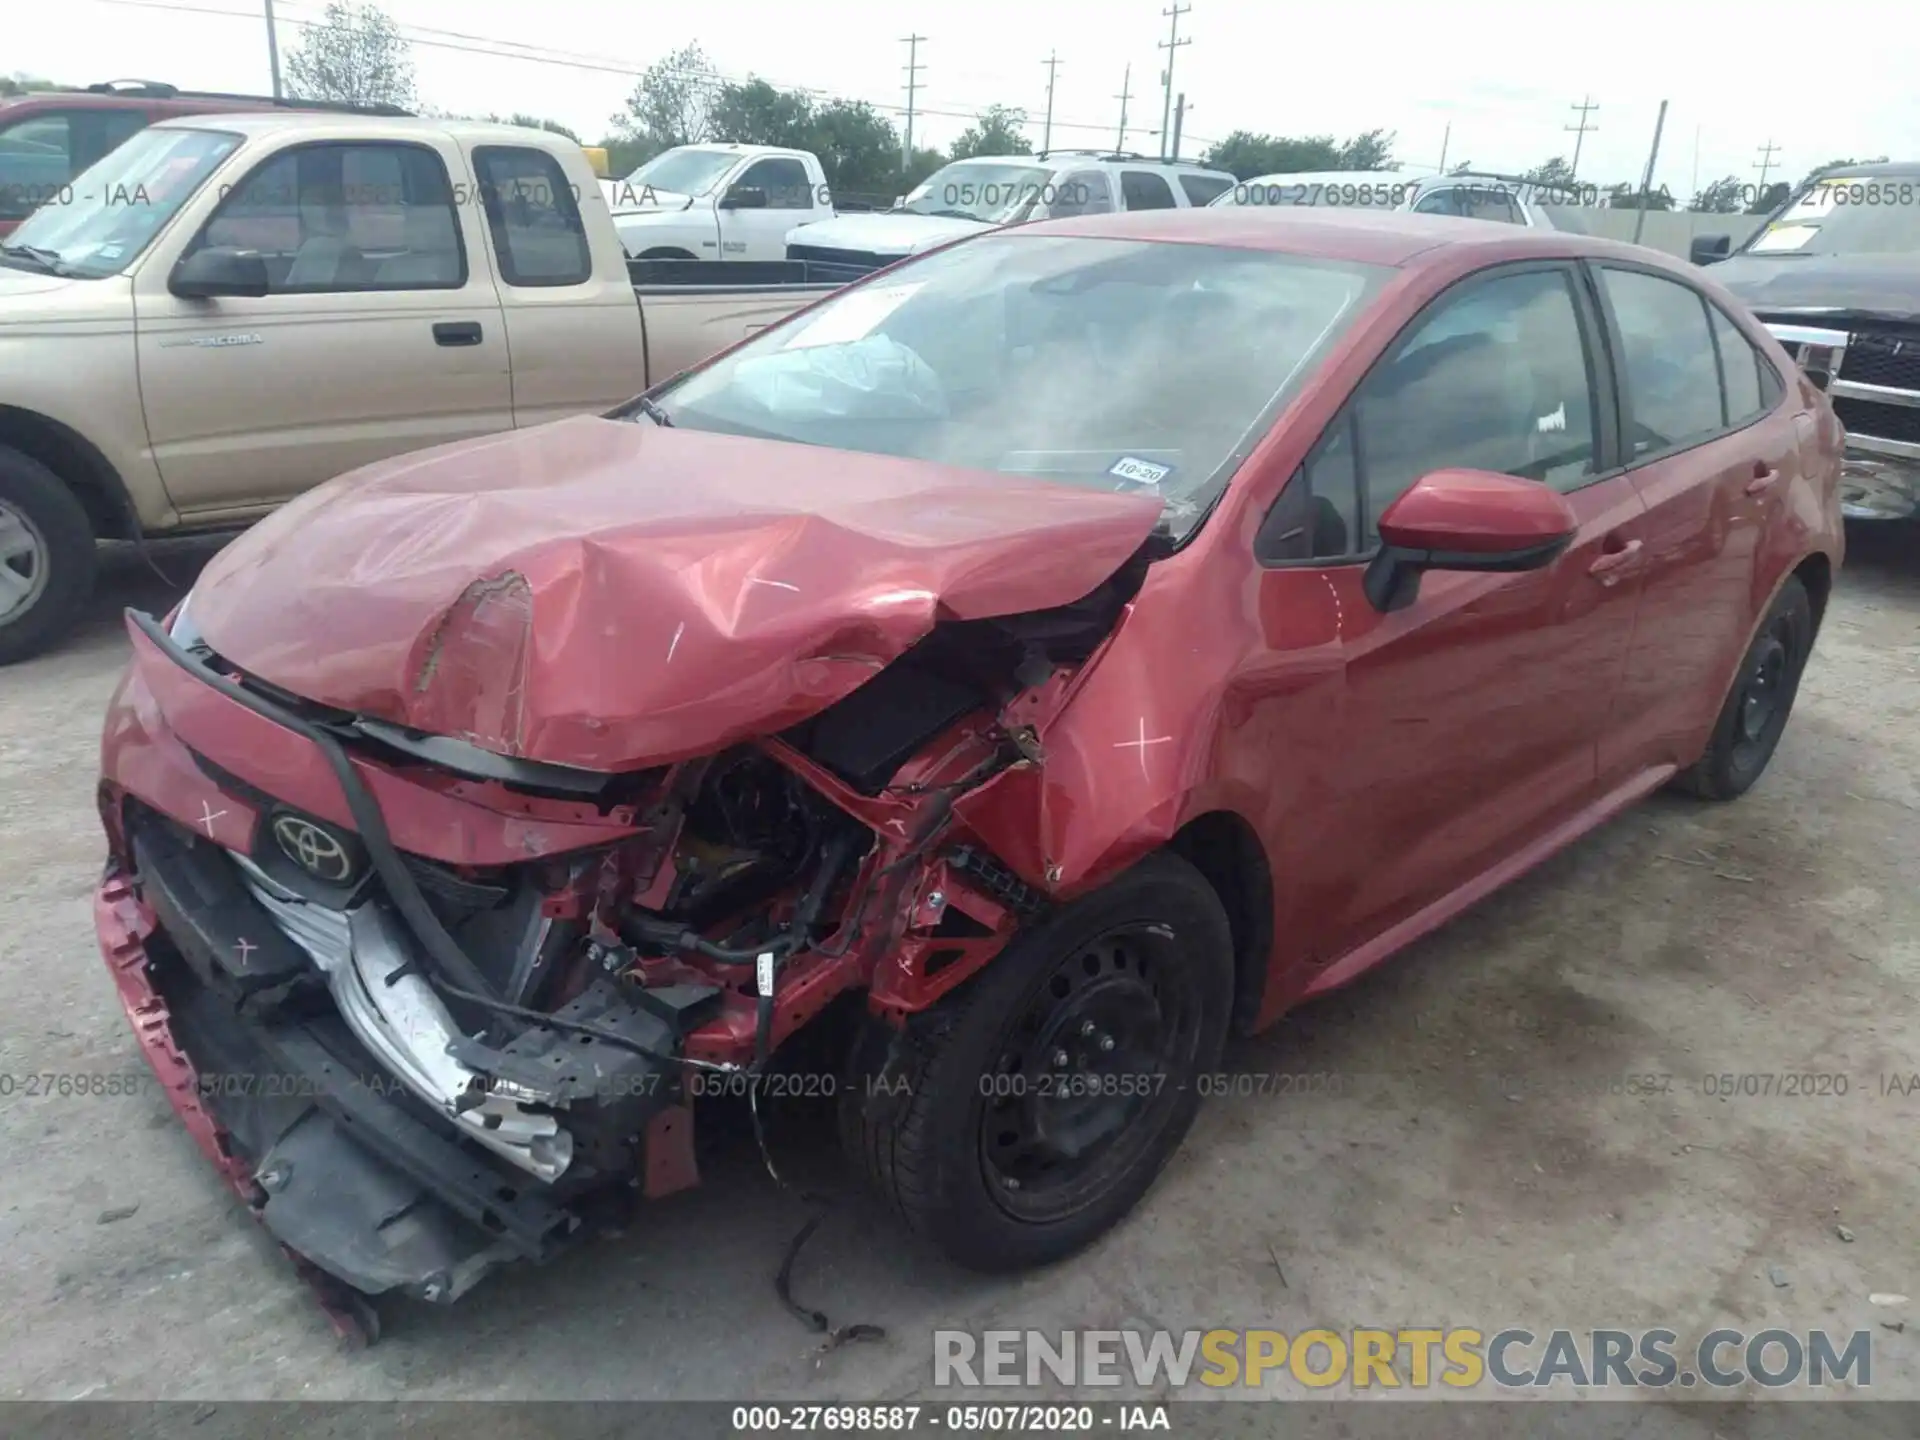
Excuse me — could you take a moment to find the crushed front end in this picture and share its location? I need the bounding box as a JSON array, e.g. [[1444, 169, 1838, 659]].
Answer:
[[96, 552, 1139, 1331]]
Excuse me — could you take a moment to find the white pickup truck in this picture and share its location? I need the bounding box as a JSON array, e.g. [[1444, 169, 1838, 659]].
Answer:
[[606, 143, 834, 262], [0, 114, 842, 662]]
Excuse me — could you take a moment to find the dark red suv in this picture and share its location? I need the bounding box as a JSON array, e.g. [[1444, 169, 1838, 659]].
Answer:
[[0, 79, 408, 235]]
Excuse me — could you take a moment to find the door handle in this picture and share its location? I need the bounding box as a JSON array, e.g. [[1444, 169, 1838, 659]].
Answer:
[[433, 321, 483, 347], [1745, 463, 1781, 496], [1588, 538, 1643, 583]]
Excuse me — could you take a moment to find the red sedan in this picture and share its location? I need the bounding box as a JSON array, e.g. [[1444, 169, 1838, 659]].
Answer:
[[96, 206, 1843, 1328]]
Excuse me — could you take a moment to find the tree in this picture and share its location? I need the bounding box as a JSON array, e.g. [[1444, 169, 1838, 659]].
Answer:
[[1200, 129, 1395, 180], [709, 78, 816, 150], [950, 105, 1032, 160], [493, 114, 580, 143], [810, 99, 906, 198], [1745, 181, 1790, 214], [611, 43, 715, 153], [1524, 157, 1576, 187], [1689, 175, 1747, 213], [285, 1, 416, 109]]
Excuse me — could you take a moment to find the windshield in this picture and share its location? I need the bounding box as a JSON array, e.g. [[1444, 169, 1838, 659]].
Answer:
[[900, 161, 1056, 222], [1740, 172, 1920, 257], [2, 126, 239, 278], [651, 234, 1390, 541], [620, 147, 738, 198]]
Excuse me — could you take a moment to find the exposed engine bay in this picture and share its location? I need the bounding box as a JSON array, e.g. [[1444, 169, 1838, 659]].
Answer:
[[102, 549, 1147, 1329]]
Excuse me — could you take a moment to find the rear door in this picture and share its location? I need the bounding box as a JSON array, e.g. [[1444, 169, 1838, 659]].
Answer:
[[134, 134, 510, 515], [1590, 262, 1800, 774], [1118, 169, 1179, 212], [1255, 262, 1650, 961], [469, 142, 644, 425]]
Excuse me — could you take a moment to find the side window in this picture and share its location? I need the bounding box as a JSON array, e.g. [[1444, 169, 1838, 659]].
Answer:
[[1046, 170, 1112, 218], [1411, 187, 1463, 216], [0, 113, 73, 222], [1177, 173, 1233, 206], [1119, 170, 1177, 211], [1709, 304, 1772, 425], [1462, 186, 1521, 224], [473, 145, 591, 287], [735, 156, 812, 210], [1600, 268, 1726, 455], [198, 142, 464, 292]]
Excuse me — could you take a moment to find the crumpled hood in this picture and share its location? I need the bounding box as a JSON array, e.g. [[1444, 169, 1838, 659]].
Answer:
[[189, 416, 1163, 771], [787, 213, 993, 256]]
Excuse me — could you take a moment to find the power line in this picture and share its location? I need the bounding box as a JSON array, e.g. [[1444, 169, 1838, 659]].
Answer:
[[1041, 50, 1062, 153], [1156, 4, 1191, 162], [1565, 95, 1598, 180], [85, 0, 1224, 148], [900, 34, 926, 162]]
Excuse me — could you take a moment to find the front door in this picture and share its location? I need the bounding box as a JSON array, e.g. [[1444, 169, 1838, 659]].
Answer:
[[132, 136, 510, 517], [718, 156, 818, 260], [1255, 263, 1650, 963]]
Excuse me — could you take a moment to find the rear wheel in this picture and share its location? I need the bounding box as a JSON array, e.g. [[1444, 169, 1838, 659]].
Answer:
[[844, 852, 1233, 1271], [0, 446, 97, 666], [1672, 575, 1813, 801]]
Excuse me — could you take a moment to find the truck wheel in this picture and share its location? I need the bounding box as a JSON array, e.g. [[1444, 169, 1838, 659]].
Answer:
[[844, 852, 1233, 1272], [1671, 575, 1813, 801], [0, 446, 97, 666]]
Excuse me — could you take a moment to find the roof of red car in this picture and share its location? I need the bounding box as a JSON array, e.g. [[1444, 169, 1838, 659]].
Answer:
[[1023, 205, 1647, 269]]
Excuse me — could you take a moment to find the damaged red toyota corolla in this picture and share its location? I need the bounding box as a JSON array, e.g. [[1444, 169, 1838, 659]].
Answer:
[[95, 208, 1845, 1335]]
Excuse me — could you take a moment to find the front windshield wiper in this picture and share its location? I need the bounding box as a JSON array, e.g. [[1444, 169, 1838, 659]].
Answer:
[[633, 395, 674, 427], [916, 208, 985, 222], [0, 242, 76, 276]]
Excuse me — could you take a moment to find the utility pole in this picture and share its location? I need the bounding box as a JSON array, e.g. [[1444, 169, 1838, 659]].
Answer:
[[1114, 64, 1132, 154], [1566, 95, 1598, 180], [1690, 124, 1701, 203], [1632, 98, 1668, 245], [1041, 50, 1062, 154], [1437, 121, 1450, 176], [1157, 3, 1191, 161], [263, 0, 284, 99], [900, 35, 927, 165], [1169, 93, 1187, 162], [1755, 138, 1781, 194]]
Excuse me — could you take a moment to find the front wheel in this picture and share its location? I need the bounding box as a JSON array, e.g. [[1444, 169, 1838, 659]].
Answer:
[[1672, 574, 1814, 801], [0, 446, 97, 666], [844, 852, 1234, 1272]]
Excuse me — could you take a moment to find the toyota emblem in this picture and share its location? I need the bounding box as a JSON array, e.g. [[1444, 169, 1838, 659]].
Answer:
[[271, 814, 357, 884]]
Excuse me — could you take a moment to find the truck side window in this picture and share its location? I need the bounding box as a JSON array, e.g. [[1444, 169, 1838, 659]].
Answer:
[[196, 141, 465, 293], [1178, 174, 1233, 206], [473, 145, 591, 287], [735, 157, 813, 210], [0, 113, 75, 222], [1411, 187, 1464, 216], [1119, 170, 1177, 211]]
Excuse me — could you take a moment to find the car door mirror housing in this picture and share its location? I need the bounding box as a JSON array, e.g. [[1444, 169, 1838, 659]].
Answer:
[[1364, 469, 1578, 612], [719, 184, 768, 210], [170, 246, 271, 299], [1689, 234, 1732, 266]]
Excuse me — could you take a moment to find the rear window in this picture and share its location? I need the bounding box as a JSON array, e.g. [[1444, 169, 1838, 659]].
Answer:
[[1177, 173, 1233, 206], [473, 145, 591, 287]]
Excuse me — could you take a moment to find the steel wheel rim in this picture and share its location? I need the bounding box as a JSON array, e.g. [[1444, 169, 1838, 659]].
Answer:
[[978, 923, 1200, 1224], [0, 499, 50, 627], [1737, 621, 1794, 746]]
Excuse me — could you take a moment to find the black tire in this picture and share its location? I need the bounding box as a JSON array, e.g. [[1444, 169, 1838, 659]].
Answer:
[[843, 851, 1234, 1272], [0, 446, 97, 666], [1671, 575, 1814, 801]]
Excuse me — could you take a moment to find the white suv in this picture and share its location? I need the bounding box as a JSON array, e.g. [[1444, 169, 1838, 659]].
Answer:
[[787, 151, 1236, 275]]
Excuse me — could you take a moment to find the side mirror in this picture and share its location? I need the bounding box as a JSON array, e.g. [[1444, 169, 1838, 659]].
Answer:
[[719, 184, 768, 211], [170, 246, 270, 299], [1364, 469, 1577, 612], [1689, 233, 1732, 266]]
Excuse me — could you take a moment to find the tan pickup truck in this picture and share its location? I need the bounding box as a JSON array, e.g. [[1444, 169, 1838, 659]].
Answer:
[[0, 113, 839, 663]]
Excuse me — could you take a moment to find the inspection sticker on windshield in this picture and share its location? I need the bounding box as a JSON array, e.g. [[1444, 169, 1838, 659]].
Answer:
[[1109, 455, 1175, 486]]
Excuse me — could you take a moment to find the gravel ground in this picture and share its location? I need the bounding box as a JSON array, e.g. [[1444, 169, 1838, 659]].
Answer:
[[1, 528, 1916, 1415]]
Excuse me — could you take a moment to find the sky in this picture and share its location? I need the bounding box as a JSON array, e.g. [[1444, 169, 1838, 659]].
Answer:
[[19, 0, 1920, 196]]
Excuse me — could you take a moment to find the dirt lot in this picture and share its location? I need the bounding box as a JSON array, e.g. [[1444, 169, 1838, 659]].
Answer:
[[1, 529, 1917, 1414]]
